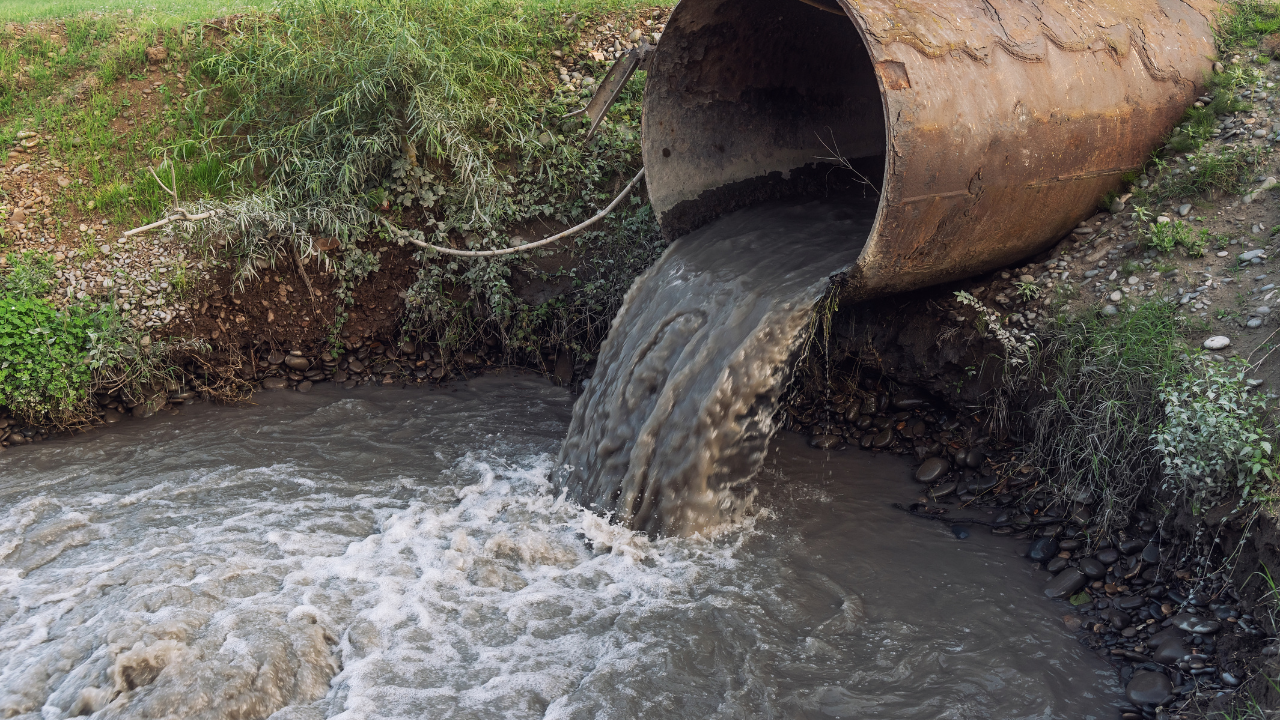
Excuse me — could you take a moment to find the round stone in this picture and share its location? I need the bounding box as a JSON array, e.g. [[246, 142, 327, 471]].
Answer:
[[1044, 568, 1087, 599], [1028, 537, 1060, 562], [1125, 671, 1172, 706], [1203, 336, 1231, 350], [1079, 558, 1106, 579], [871, 429, 893, 448], [915, 457, 950, 482], [809, 433, 841, 450]]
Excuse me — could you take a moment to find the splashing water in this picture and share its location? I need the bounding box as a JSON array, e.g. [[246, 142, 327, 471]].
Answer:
[[0, 381, 1116, 720], [555, 199, 875, 536]]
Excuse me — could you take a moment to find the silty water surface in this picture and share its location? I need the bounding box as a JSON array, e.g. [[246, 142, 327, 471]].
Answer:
[[0, 377, 1117, 719], [556, 199, 874, 536]]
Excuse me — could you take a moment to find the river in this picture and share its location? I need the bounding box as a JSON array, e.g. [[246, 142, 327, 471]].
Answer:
[[0, 377, 1117, 719]]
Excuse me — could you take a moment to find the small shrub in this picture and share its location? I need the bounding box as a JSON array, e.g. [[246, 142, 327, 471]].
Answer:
[[1143, 219, 1205, 256], [1153, 357, 1276, 509], [0, 293, 97, 423]]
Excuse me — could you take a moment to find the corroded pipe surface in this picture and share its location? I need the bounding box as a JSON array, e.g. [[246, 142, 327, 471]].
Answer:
[[641, 0, 1217, 299]]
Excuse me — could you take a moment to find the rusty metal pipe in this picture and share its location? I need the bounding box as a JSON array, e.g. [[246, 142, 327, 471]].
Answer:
[[641, 0, 1217, 300]]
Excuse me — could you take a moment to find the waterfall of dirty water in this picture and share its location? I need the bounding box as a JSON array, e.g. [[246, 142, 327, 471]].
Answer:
[[555, 198, 873, 536], [0, 382, 1118, 720]]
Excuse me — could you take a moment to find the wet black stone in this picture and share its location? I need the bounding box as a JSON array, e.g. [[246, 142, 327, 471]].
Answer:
[[1046, 557, 1068, 573], [1027, 537, 1060, 562], [1142, 543, 1161, 563], [915, 457, 950, 483], [1059, 539, 1081, 551], [951, 525, 969, 539], [1153, 640, 1188, 665], [1096, 548, 1120, 564], [871, 429, 893, 448], [859, 433, 875, 449], [1044, 569, 1088, 599], [964, 448, 986, 468], [931, 482, 957, 498], [809, 433, 841, 449], [1125, 671, 1172, 706], [1107, 608, 1131, 629], [892, 392, 929, 410], [1079, 558, 1106, 579], [855, 414, 874, 430], [1119, 539, 1145, 554], [1115, 595, 1145, 610]]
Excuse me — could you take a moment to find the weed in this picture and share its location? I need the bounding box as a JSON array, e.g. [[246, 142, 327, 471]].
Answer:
[[1003, 303, 1186, 534], [1154, 356, 1277, 509], [1217, 0, 1280, 49], [1014, 280, 1041, 302], [1156, 147, 1259, 200]]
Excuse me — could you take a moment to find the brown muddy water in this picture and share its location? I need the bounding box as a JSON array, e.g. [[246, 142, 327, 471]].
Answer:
[[0, 376, 1118, 719]]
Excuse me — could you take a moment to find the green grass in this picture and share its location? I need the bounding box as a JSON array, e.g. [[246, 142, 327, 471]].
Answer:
[[1217, 0, 1280, 49], [0, 1, 258, 24], [1010, 303, 1187, 534]]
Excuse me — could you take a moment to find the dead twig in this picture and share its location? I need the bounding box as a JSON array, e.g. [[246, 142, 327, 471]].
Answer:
[[123, 162, 223, 236], [292, 245, 320, 315], [385, 168, 645, 257]]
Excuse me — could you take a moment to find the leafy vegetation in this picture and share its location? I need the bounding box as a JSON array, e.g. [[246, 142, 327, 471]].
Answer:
[[1154, 357, 1277, 510], [0, 251, 99, 423], [1141, 217, 1206, 256]]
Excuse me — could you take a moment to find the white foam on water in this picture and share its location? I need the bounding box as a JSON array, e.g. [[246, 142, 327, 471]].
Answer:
[[0, 387, 1117, 720], [0, 447, 765, 720]]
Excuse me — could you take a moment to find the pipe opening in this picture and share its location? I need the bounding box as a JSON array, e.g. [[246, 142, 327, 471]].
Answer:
[[642, 0, 886, 239]]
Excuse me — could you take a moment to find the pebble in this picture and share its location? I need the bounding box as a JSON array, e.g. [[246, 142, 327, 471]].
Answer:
[[1217, 251, 1230, 257], [1079, 557, 1106, 578], [915, 457, 950, 482], [1248, 317, 1264, 328], [809, 433, 841, 449], [1044, 568, 1088, 599], [1153, 640, 1188, 664], [1028, 537, 1059, 562], [1202, 336, 1231, 350], [1142, 543, 1160, 563], [1257, 305, 1271, 315], [871, 429, 893, 448], [1239, 249, 1266, 262], [262, 377, 288, 390], [1102, 305, 1118, 316], [296, 380, 313, 393], [284, 355, 309, 370], [1125, 671, 1173, 705], [1096, 547, 1119, 564], [1178, 203, 1192, 216], [963, 448, 985, 468], [930, 482, 957, 498], [1171, 614, 1221, 634]]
